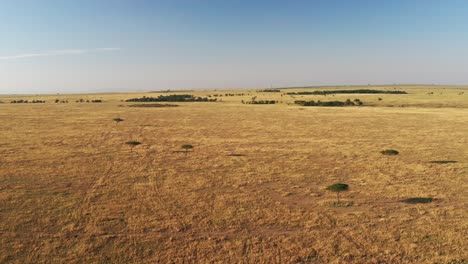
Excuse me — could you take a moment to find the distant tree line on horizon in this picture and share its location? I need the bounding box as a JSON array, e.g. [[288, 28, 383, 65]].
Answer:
[[209, 93, 246, 97], [11, 99, 46, 103], [75, 99, 103, 103], [287, 89, 407, 95], [125, 94, 217, 102], [242, 100, 278, 104], [257, 89, 281, 92], [295, 98, 363, 107]]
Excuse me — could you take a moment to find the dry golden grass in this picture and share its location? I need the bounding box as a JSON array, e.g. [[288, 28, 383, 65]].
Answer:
[[0, 85, 467, 263]]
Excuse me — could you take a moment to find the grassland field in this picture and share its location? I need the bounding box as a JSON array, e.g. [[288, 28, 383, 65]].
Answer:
[[0, 85, 467, 263]]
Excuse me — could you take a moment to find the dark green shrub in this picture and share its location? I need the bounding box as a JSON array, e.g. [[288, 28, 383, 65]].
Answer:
[[381, 149, 399, 155]]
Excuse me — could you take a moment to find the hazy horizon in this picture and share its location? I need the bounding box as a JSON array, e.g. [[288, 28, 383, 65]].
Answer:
[[2, 0, 468, 94]]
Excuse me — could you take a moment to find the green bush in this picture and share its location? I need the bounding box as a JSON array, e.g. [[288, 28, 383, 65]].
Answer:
[[381, 149, 399, 155]]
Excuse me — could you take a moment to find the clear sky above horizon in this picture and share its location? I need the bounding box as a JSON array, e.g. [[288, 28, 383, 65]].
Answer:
[[1, 0, 468, 94]]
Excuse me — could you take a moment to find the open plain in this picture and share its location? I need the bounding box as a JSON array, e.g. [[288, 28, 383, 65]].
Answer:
[[0, 85, 467, 263]]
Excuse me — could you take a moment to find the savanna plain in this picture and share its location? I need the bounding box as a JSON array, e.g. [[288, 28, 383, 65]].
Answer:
[[0, 85, 467, 263]]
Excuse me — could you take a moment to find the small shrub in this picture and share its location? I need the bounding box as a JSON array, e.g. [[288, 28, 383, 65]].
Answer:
[[326, 183, 349, 203], [381, 149, 399, 155]]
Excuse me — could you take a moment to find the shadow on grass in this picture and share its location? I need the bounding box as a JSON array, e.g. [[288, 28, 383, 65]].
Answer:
[[226, 154, 246, 157], [401, 197, 433, 204], [429, 160, 457, 164]]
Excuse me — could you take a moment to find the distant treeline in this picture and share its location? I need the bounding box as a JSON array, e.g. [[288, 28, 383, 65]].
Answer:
[[75, 99, 103, 103], [295, 99, 363, 107], [11, 100, 46, 103], [209, 93, 246, 97], [126, 94, 216, 102], [242, 100, 278, 104], [128, 103, 178, 107], [287, 89, 407, 95], [257, 89, 281, 92]]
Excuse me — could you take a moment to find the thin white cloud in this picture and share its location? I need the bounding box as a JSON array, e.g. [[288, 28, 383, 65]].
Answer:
[[0, 48, 120, 60]]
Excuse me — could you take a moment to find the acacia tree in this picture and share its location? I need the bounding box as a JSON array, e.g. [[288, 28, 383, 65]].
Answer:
[[326, 183, 349, 203], [181, 144, 193, 156], [113, 118, 124, 125], [126, 141, 141, 152]]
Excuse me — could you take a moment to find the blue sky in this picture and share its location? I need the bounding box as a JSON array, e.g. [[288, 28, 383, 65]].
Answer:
[[1, 0, 468, 94]]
